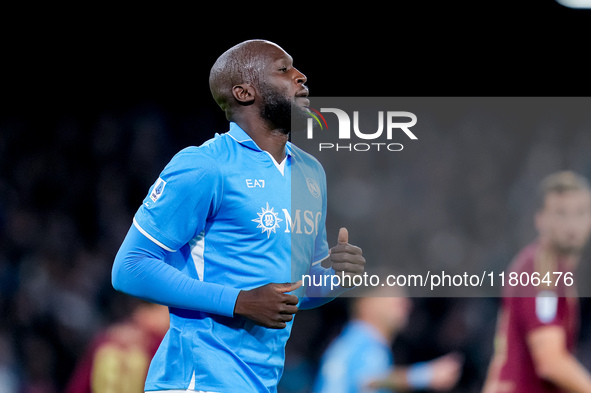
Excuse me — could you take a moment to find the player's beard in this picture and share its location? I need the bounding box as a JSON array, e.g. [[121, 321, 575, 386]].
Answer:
[[259, 83, 310, 135], [552, 241, 585, 256], [540, 233, 587, 260]]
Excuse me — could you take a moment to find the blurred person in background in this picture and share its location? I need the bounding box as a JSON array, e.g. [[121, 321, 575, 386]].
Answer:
[[482, 171, 591, 393], [313, 286, 462, 393], [0, 330, 18, 393], [64, 301, 169, 393]]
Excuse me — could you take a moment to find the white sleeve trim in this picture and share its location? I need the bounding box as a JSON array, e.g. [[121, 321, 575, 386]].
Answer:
[[312, 254, 330, 266], [133, 217, 176, 252]]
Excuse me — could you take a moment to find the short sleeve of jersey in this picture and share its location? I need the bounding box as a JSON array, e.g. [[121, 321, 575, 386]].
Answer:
[[134, 147, 222, 252], [510, 293, 565, 335]]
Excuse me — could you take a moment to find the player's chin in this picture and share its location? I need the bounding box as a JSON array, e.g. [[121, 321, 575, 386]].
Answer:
[[295, 96, 310, 107], [291, 100, 311, 117], [290, 104, 312, 125], [555, 242, 585, 255]]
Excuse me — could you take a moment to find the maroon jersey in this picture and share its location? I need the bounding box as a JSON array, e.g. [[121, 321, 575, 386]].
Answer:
[[486, 242, 579, 393], [64, 319, 164, 393]]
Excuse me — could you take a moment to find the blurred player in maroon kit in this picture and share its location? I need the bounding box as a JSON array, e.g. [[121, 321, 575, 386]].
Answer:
[[483, 171, 591, 393], [64, 301, 169, 393]]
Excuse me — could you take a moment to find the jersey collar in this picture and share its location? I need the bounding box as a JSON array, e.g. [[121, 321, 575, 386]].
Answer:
[[227, 122, 292, 157]]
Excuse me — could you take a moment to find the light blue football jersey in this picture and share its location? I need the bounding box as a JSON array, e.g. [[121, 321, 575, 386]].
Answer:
[[313, 321, 393, 393], [133, 122, 330, 392]]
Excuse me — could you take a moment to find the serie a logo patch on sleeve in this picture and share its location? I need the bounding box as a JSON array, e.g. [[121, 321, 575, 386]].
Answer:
[[150, 178, 167, 202], [536, 291, 558, 323]]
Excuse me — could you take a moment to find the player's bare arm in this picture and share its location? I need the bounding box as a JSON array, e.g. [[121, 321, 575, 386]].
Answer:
[[481, 354, 503, 393], [368, 353, 463, 392], [527, 325, 591, 393]]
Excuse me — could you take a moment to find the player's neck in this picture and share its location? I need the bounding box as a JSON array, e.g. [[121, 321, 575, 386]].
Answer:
[[360, 319, 397, 344], [559, 253, 580, 270], [539, 240, 582, 270], [380, 325, 399, 343], [236, 118, 289, 163]]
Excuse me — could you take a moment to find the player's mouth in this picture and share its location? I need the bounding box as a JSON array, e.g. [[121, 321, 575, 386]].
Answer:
[[295, 89, 310, 106]]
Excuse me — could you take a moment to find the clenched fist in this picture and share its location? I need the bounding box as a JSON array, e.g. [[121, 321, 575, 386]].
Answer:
[[234, 281, 301, 329]]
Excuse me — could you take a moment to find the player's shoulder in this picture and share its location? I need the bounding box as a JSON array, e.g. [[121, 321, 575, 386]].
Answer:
[[289, 142, 322, 164], [507, 241, 539, 274], [175, 132, 232, 159], [165, 132, 237, 171], [162, 146, 220, 181], [503, 241, 545, 297], [289, 142, 326, 175], [341, 321, 387, 350]]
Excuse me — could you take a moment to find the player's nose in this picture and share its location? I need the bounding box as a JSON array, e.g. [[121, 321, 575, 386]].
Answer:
[[294, 67, 307, 85]]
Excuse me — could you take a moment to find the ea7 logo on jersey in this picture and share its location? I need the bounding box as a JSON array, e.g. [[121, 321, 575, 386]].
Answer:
[[246, 179, 265, 188], [150, 178, 166, 202], [252, 203, 283, 238]]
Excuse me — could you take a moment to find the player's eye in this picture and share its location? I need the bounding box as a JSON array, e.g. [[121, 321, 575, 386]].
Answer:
[[278, 66, 288, 72]]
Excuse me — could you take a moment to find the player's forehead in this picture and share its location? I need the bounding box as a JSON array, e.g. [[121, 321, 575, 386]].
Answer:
[[544, 189, 591, 208], [259, 42, 292, 65]]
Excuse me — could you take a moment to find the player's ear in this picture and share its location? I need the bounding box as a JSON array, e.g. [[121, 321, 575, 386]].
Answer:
[[232, 83, 256, 105]]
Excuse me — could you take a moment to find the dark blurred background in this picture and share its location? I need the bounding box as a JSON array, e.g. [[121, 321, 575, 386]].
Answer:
[[1, 2, 591, 392]]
